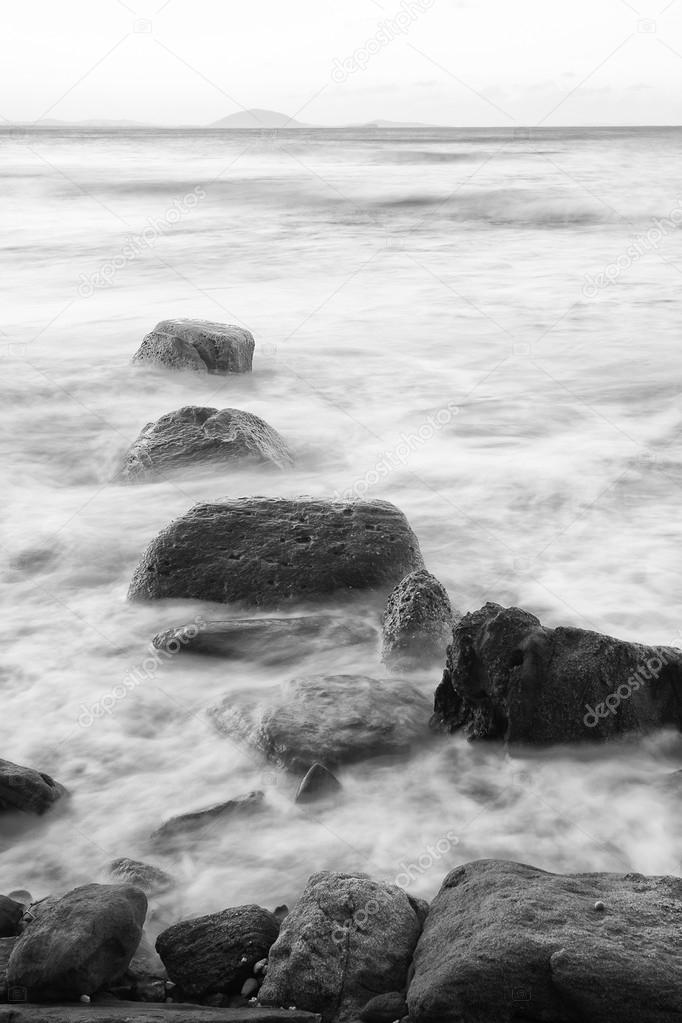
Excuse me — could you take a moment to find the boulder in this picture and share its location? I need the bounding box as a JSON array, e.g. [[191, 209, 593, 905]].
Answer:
[[407, 858, 682, 1023], [211, 674, 431, 772], [7, 883, 147, 1001], [108, 859, 176, 895], [150, 791, 265, 848], [132, 319, 254, 374], [259, 871, 423, 1023], [116, 406, 293, 482], [432, 602, 682, 744], [295, 763, 342, 804], [0, 760, 67, 816], [155, 905, 280, 998], [0, 899, 23, 939], [358, 991, 408, 1022], [153, 613, 379, 665], [381, 569, 457, 669], [128, 498, 423, 608]]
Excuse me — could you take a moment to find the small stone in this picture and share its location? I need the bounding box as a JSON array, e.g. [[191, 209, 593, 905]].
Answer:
[[295, 762, 342, 804], [79, 995, 91, 1003], [594, 900, 605, 911], [241, 977, 259, 997], [253, 958, 268, 975]]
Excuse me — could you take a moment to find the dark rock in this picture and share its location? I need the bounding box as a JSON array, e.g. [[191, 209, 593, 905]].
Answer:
[[7, 883, 147, 1001], [132, 319, 254, 374], [295, 763, 342, 804], [0, 1003, 322, 1022], [381, 569, 457, 669], [109, 931, 167, 1002], [0, 937, 16, 999], [0, 759, 67, 816], [407, 858, 682, 1023], [150, 791, 265, 847], [153, 613, 379, 665], [272, 906, 288, 923], [259, 871, 423, 1023], [155, 905, 279, 998], [432, 602, 682, 743], [0, 899, 23, 939], [211, 674, 431, 772], [128, 498, 423, 608], [108, 859, 176, 895], [358, 991, 408, 1022], [116, 406, 293, 482]]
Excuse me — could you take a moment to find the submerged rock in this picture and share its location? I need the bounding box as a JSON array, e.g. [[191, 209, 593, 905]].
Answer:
[[108, 859, 176, 895], [432, 602, 682, 743], [407, 858, 682, 1023], [211, 674, 431, 772], [153, 613, 378, 665], [259, 871, 423, 1023], [0, 759, 67, 816], [132, 319, 254, 374], [7, 883, 147, 1001], [381, 569, 457, 669], [150, 791, 265, 847], [295, 763, 342, 804], [128, 498, 423, 608], [156, 905, 279, 998], [116, 406, 293, 482]]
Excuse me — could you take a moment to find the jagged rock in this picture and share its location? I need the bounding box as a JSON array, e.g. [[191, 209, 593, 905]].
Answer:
[[150, 791, 265, 847], [128, 498, 423, 608], [132, 319, 254, 374], [211, 674, 431, 772], [153, 613, 379, 665], [108, 859, 176, 895], [432, 602, 682, 743], [381, 569, 457, 669], [259, 871, 423, 1023], [116, 406, 292, 482], [7, 883, 147, 1001], [156, 905, 279, 998], [0, 899, 23, 939], [407, 858, 682, 1023], [0, 760, 67, 816], [295, 763, 342, 804]]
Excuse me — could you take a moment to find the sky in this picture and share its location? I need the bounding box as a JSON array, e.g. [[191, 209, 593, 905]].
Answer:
[[3, 0, 682, 126]]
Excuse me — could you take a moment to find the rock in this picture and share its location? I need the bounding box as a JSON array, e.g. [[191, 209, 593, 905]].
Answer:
[[407, 859, 682, 1023], [432, 602, 682, 743], [132, 319, 254, 375], [153, 614, 379, 666], [0, 759, 67, 816], [109, 930, 167, 1002], [0, 899, 23, 939], [0, 937, 16, 999], [108, 859, 176, 895], [7, 893, 31, 910], [211, 675, 431, 772], [7, 883, 147, 1001], [295, 763, 342, 804], [150, 791, 265, 847], [241, 978, 259, 997], [259, 871, 423, 1023], [128, 498, 423, 608], [381, 569, 457, 669], [0, 1004, 322, 1022], [116, 406, 293, 482], [358, 991, 408, 1022], [155, 905, 280, 998]]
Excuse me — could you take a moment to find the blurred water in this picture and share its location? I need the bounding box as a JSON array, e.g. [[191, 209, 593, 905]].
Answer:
[[1, 125, 681, 922]]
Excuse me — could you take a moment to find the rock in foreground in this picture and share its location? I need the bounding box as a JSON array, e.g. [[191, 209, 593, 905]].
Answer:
[[407, 858, 682, 1023], [156, 905, 279, 998], [432, 602, 682, 743], [128, 498, 423, 608], [0, 760, 67, 816], [259, 871, 424, 1023], [132, 319, 254, 374], [117, 406, 292, 482], [382, 569, 457, 669], [211, 674, 431, 772], [1, 1006, 321, 1023], [7, 883, 147, 1000]]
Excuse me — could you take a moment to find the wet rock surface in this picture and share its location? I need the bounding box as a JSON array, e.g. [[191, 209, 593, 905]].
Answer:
[[108, 860, 176, 896], [0, 761, 67, 817], [132, 319, 254, 374], [381, 569, 457, 669], [150, 792, 265, 848]]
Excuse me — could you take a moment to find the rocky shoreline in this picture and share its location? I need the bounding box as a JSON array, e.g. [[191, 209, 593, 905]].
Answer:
[[3, 318, 682, 1023]]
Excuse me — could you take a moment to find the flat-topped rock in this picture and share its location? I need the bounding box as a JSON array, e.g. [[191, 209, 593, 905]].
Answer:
[[432, 601, 682, 743], [210, 674, 431, 772], [132, 319, 254, 374], [116, 406, 293, 482], [128, 498, 423, 608], [0, 760, 67, 817]]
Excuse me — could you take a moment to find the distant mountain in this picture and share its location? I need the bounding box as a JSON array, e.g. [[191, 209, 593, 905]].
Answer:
[[211, 109, 308, 129]]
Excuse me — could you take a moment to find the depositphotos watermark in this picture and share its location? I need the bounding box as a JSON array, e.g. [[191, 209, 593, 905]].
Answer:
[[331, 0, 435, 82], [582, 199, 682, 298], [77, 186, 206, 297], [333, 400, 459, 501], [77, 616, 205, 727], [583, 648, 674, 728]]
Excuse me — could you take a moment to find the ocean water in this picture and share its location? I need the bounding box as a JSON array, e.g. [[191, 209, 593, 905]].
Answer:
[[2, 126, 681, 926]]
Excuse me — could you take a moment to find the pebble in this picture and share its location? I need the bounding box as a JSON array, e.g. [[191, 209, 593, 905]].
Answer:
[[241, 978, 259, 997], [79, 995, 90, 1004], [594, 900, 605, 911], [253, 958, 268, 975]]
